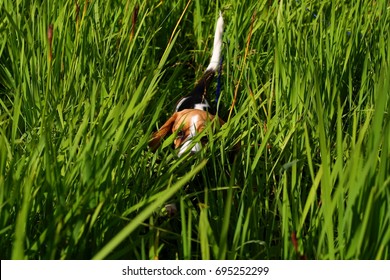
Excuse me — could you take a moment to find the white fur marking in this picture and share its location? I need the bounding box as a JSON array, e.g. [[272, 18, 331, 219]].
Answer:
[[194, 101, 210, 111], [175, 97, 187, 112], [206, 13, 224, 72], [178, 115, 202, 157], [176, 98, 210, 112]]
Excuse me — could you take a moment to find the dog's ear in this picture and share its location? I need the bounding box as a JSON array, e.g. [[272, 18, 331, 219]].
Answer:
[[149, 113, 178, 151]]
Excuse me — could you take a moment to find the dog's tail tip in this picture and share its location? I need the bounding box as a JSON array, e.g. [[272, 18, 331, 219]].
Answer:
[[218, 11, 224, 25], [216, 12, 224, 33], [206, 12, 224, 72]]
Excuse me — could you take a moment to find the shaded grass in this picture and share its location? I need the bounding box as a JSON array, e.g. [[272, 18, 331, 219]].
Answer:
[[0, 0, 389, 259]]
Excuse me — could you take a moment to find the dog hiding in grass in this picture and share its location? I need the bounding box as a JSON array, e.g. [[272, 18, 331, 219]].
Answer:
[[148, 13, 233, 221]]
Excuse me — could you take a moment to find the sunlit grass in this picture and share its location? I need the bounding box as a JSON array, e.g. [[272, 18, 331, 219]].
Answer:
[[0, 0, 389, 259]]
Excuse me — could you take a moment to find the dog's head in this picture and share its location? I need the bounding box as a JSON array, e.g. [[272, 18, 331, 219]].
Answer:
[[149, 109, 224, 157]]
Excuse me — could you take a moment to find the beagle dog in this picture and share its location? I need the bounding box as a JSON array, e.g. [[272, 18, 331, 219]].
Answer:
[[149, 13, 224, 157]]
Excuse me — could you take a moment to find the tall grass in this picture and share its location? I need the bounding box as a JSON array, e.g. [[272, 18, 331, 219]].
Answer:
[[0, 0, 389, 259]]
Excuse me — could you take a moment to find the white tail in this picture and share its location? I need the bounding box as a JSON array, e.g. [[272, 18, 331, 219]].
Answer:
[[206, 12, 224, 72]]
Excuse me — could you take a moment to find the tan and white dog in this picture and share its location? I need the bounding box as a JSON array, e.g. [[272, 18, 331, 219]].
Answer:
[[149, 13, 224, 157]]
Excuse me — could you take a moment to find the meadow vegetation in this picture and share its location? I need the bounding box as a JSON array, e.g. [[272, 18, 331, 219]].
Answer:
[[0, 0, 389, 259]]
